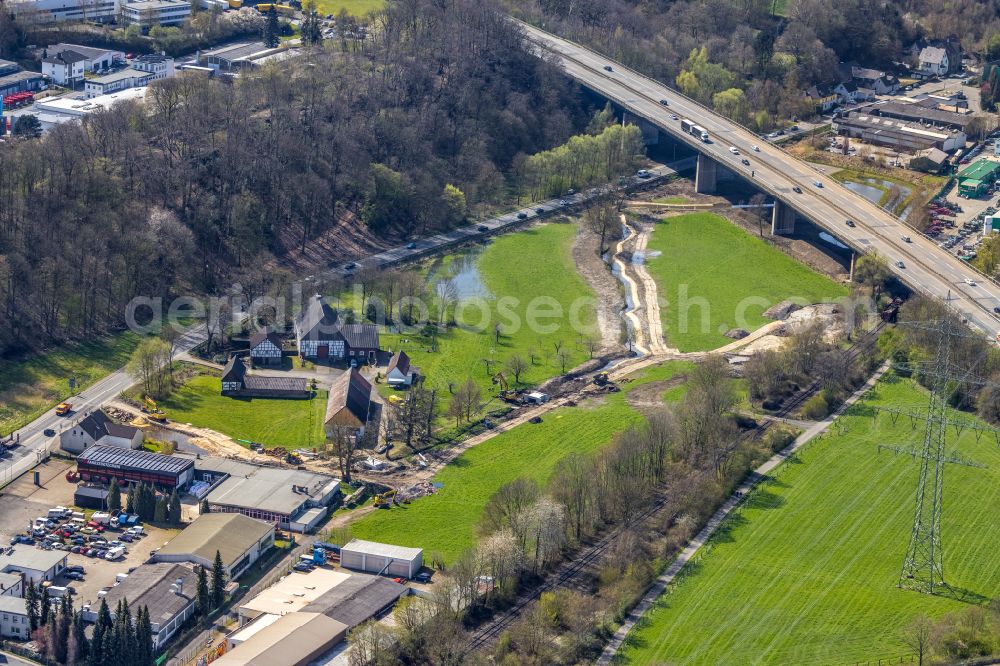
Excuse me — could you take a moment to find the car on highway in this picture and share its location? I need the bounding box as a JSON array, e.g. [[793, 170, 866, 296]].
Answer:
[[729, 146, 739, 154], [813, 180, 823, 188], [846, 219, 856, 228], [896, 261, 905, 268], [965, 278, 977, 286], [669, 114, 678, 120], [792, 186, 802, 194], [902, 236, 911, 242], [405, 242, 417, 249], [55, 403, 72, 416], [536, 207, 546, 214], [741, 159, 750, 166], [637, 169, 650, 178], [516, 212, 528, 219], [477, 225, 489, 232], [659, 99, 669, 106], [44, 428, 55, 437], [993, 306, 1000, 314], [603, 65, 613, 72], [752, 145, 760, 152]]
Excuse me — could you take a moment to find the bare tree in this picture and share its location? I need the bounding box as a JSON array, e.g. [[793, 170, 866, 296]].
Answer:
[[583, 201, 619, 255], [556, 348, 572, 373], [505, 353, 529, 384], [327, 426, 361, 483], [901, 614, 935, 666], [749, 192, 769, 236]]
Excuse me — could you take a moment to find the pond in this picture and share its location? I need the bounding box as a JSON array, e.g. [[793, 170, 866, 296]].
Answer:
[[426, 249, 491, 300], [840, 176, 913, 220]]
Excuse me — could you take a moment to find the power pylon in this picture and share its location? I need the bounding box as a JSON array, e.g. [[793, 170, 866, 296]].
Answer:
[[874, 316, 998, 595]]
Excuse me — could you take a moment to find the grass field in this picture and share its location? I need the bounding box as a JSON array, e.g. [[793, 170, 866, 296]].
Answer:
[[644, 213, 848, 352], [0, 332, 141, 434], [350, 361, 696, 562], [618, 377, 1000, 665], [159, 373, 327, 449], [309, 0, 383, 16], [379, 223, 596, 396]]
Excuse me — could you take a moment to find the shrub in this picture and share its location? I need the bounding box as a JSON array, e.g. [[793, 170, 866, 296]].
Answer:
[[801, 394, 830, 420]]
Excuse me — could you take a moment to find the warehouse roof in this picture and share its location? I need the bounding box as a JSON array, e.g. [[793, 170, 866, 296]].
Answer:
[[342, 539, 422, 561], [156, 513, 273, 569], [102, 563, 196, 629], [0, 548, 66, 573], [958, 159, 1000, 182], [88, 67, 152, 85], [873, 101, 973, 129], [215, 612, 348, 666], [302, 572, 407, 628], [240, 569, 352, 617], [78, 446, 193, 475], [201, 458, 339, 516]]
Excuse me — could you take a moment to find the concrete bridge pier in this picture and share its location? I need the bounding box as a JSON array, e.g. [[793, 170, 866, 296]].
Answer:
[[695, 153, 718, 194], [623, 113, 661, 145], [771, 200, 797, 235]]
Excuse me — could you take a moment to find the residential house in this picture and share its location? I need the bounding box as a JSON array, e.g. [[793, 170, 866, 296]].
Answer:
[[220, 355, 309, 398], [294, 295, 381, 363], [851, 66, 899, 95], [47, 44, 122, 72], [84, 67, 154, 98], [833, 81, 861, 104], [805, 85, 838, 112], [386, 351, 417, 387], [60, 410, 144, 455], [41, 49, 87, 86], [249, 329, 283, 367], [324, 369, 373, 440], [918, 46, 949, 78], [0, 597, 29, 639]]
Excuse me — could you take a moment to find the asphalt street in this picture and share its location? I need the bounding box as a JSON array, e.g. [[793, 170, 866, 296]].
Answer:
[[520, 21, 1000, 341]]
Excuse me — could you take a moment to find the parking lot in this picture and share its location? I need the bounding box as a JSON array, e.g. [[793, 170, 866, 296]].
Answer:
[[0, 459, 180, 609]]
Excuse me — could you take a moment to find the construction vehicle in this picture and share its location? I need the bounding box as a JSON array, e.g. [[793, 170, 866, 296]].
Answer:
[[594, 372, 611, 386], [141, 396, 167, 423], [491, 372, 522, 404], [373, 489, 397, 509], [55, 403, 72, 416]]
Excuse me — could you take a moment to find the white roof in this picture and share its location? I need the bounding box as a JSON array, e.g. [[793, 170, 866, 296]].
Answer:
[[0, 571, 22, 591], [239, 568, 351, 617], [341, 539, 422, 561], [0, 596, 27, 615], [228, 612, 282, 643], [0, 548, 67, 573], [35, 87, 148, 117]]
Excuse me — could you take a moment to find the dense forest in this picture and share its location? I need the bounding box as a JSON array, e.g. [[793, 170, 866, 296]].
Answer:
[[506, 0, 1000, 129], [0, 0, 592, 358]]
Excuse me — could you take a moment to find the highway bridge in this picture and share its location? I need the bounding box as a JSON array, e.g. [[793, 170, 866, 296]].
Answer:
[[520, 21, 1000, 341]]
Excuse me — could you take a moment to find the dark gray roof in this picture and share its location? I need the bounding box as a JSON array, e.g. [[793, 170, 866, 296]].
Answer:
[[44, 50, 88, 65], [78, 446, 194, 476], [136, 54, 171, 64], [302, 573, 406, 628], [221, 355, 248, 382], [249, 329, 282, 352], [294, 295, 339, 341], [242, 375, 308, 392], [387, 351, 410, 375], [340, 324, 379, 350], [102, 563, 196, 629], [78, 410, 140, 442], [873, 101, 973, 129]]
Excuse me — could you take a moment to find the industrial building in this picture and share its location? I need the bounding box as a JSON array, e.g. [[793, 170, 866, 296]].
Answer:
[[0, 69, 45, 97], [32, 86, 148, 130], [870, 101, 974, 132], [82, 563, 197, 650], [340, 539, 423, 579], [957, 159, 1000, 198], [84, 68, 154, 98], [153, 513, 275, 579], [76, 446, 195, 489], [198, 42, 301, 73], [190, 456, 339, 533], [120, 0, 191, 27], [0, 548, 67, 583], [217, 612, 348, 666], [833, 111, 966, 152]]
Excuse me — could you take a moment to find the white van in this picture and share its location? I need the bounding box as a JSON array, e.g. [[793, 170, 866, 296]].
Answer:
[[48, 507, 68, 520], [48, 586, 69, 598], [70, 518, 86, 529], [115, 573, 129, 584], [70, 512, 84, 521], [105, 547, 125, 561]]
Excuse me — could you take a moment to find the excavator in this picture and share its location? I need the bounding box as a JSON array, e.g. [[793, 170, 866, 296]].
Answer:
[[373, 489, 397, 509], [141, 396, 167, 423], [491, 372, 521, 404]]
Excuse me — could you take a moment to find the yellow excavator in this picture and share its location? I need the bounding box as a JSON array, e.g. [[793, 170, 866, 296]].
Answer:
[[142, 396, 167, 423], [491, 372, 521, 403], [373, 489, 397, 509]]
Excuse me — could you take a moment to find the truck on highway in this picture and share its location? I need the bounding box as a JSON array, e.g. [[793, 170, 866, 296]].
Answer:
[[679, 119, 710, 142]]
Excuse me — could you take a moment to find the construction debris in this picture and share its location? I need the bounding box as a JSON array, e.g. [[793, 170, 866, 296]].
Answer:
[[396, 482, 437, 503]]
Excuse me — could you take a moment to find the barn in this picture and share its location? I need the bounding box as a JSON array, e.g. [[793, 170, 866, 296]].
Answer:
[[340, 539, 423, 579], [294, 295, 381, 363], [221, 356, 310, 399], [324, 369, 373, 439]]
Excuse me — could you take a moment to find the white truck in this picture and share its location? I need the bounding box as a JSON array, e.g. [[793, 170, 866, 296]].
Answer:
[[680, 118, 710, 142]]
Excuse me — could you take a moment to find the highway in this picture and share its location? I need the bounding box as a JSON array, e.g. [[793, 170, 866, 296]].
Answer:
[[519, 21, 1000, 341]]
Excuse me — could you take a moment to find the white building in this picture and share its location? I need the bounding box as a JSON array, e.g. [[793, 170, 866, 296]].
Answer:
[[8, 0, 117, 24], [84, 67, 154, 98], [0, 549, 68, 584], [0, 597, 30, 640], [132, 53, 175, 80], [918, 46, 949, 78], [0, 572, 23, 598], [340, 539, 423, 579], [121, 0, 191, 27], [48, 44, 122, 72], [41, 49, 87, 86], [59, 410, 144, 455], [386, 351, 417, 387]]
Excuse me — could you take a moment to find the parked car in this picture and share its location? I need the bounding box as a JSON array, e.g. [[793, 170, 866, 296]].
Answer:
[[293, 562, 313, 572], [64, 571, 84, 581]]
